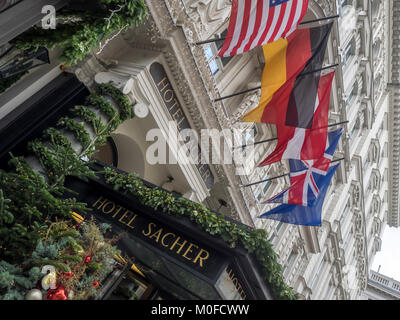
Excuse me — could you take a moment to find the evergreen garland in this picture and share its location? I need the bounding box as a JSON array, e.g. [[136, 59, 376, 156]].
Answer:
[[0, 83, 133, 265], [102, 168, 298, 300], [85, 94, 119, 120], [12, 0, 148, 66], [95, 83, 133, 121], [57, 117, 93, 150], [71, 105, 107, 136]]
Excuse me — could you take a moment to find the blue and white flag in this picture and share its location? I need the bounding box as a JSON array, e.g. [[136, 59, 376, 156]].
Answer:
[[259, 163, 339, 226]]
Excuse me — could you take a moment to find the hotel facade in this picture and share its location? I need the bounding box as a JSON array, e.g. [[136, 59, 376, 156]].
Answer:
[[0, 0, 397, 299]]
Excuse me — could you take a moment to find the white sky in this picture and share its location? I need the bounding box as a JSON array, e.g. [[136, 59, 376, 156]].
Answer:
[[371, 225, 400, 281]]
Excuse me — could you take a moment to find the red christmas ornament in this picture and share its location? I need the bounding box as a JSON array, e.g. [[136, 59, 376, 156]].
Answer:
[[45, 285, 68, 300], [92, 281, 99, 288], [84, 256, 91, 264]]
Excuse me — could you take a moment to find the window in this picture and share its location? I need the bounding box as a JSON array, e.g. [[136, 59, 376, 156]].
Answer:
[[203, 45, 219, 75], [372, 173, 379, 190], [215, 30, 233, 67], [262, 178, 272, 194], [363, 155, 369, 174], [342, 227, 353, 249], [378, 120, 384, 138], [268, 232, 276, 243], [254, 188, 262, 202], [366, 180, 372, 198], [371, 144, 379, 163], [276, 221, 284, 233], [203, 29, 233, 75], [340, 200, 350, 225], [244, 125, 257, 146], [350, 120, 360, 142], [345, 84, 357, 107], [286, 250, 296, 267], [342, 41, 353, 66], [253, 169, 271, 202], [311, 257, 325, 288]]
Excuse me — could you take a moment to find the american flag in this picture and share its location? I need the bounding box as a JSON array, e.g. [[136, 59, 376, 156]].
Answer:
[[218, 0, 309, 57], [266, 128, 343, 206]]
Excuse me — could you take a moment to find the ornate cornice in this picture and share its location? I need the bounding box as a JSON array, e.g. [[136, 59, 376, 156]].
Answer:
[[388, 0, 400, 227]]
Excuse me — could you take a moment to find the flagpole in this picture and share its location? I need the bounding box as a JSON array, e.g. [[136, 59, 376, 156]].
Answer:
[[240, 157, 345, 188], [237, 121, 349, 149], [214, 86, 262, 102], [299, 15, 340, 25], [298, 64, 338, 77], [194, 15, 340, 46]]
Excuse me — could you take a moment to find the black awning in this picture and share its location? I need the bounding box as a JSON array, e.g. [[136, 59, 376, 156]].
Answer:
[[0, 72, 89, 166], [64, 163, 274, 300]]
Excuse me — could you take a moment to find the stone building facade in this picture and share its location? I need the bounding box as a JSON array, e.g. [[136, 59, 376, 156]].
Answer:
[[0, 0, 396, 300]]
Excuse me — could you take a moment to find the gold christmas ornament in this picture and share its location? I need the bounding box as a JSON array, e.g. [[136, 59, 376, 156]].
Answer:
[[25, 289, 43, 300]]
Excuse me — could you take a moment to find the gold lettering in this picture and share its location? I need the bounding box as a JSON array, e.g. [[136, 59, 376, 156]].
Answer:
[[119, 210, 137, 229], [111, 205, 124, 218], [236, 283, 243, 296], [224, 268, 246, 299], [182, 243, 199, 261], [225, 268, 233, 282], [142, 222, 156, 237], [163, 89, 174, 103], [157, 77, 169, 92], [149, 227, 163, 243], [231, 278, 238, 293], [170, 236, 187, 254], [102, 201, 115, 214], [92, 196, 107, 210], [176, 116, 186, 131], [201, 169, 211, 182], [193, 248, 210, 267], [172, 108, 184, 122], [127, 214, 137, 229], [161, 232, 176, 247], [168, 99, 179, 111]]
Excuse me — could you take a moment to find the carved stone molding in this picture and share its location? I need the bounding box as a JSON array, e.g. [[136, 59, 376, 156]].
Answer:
[[186, 0, 232, 39], [350, 182, 362, 208], [231, 90, 261, 124], [313, 0, 334, 17]]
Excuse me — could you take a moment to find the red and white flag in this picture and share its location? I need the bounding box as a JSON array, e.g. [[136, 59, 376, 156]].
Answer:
[[218, 0, 309, 57], [259, 71, 335, 166]]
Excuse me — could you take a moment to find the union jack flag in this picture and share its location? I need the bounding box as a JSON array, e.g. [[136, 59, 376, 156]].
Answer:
[[267, 128, 343, 206]]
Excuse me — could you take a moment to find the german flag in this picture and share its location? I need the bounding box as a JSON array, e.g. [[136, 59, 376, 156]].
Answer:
[[259, 71, 335, 166], [241, 22, 333, 124]]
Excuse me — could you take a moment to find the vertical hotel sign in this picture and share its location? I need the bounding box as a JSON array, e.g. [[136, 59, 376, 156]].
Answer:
[[150, 62, 214, 189]]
